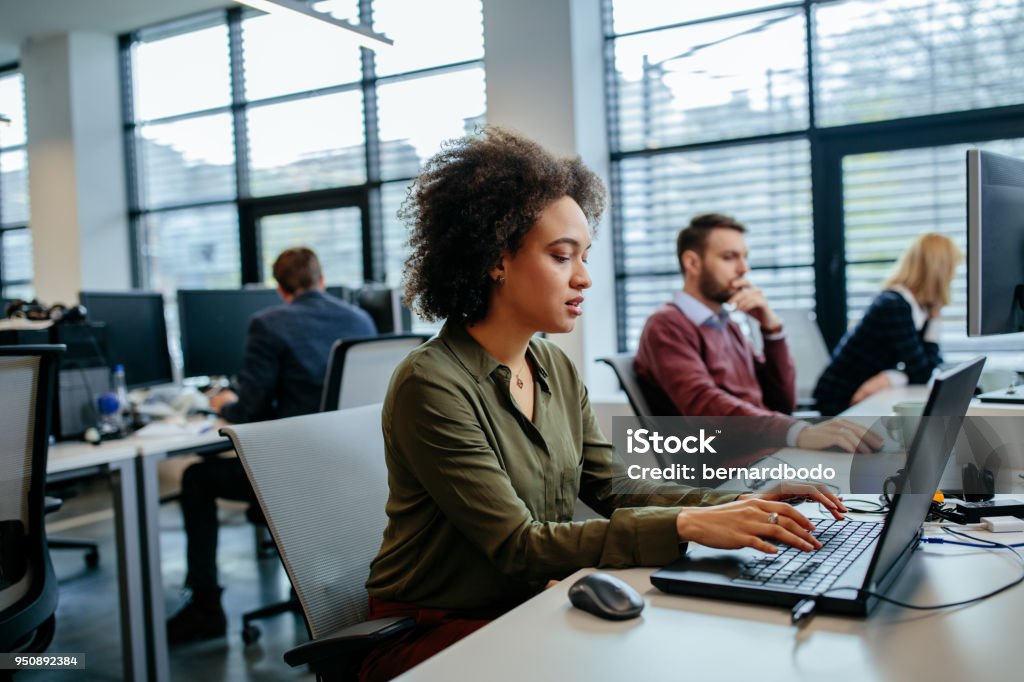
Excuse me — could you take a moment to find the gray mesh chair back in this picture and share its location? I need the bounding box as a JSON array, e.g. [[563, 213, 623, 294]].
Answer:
[[774, 308, 831, 406], [320, 335, 429, 412], [220, 403, 388, 641], [0, 345, 62, 653]]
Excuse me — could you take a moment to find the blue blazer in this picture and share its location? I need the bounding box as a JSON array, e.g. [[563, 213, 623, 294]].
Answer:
[[221, 290, 377, 423]]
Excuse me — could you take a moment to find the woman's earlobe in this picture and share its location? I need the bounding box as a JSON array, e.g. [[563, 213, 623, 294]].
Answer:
[[490, 256, 507, 284]]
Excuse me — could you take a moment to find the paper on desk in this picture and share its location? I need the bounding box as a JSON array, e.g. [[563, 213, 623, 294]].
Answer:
[[0, 318, 54, 331], [133, 418, 217, 438]]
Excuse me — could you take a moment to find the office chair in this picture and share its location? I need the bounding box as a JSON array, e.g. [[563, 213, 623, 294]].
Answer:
[[43, 496, 100, 567], [596, 353, 656, 424], [0, 345, 63, 654], [221, 404, 414, 680], [320, 334, 430, 412], [774, 307, 831, 413], [237, 333, 428, 643], [597, 353, 690, 468]]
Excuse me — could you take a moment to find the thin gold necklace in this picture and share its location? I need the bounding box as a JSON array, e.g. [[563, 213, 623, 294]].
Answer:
[[513, 359, 529, 389]]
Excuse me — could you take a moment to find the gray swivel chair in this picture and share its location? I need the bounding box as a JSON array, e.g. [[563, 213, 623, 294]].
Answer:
[[596, 353, 656, 424], [0, 345, 63, 654], [320, 334, 430, 412], [220, 404, 413, 680], [238, 333, 428, 643], [598, 353, 685, 468], [774, 307, 831, 413]]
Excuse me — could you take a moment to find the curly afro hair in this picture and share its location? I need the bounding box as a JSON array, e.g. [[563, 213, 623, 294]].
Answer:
[[400, 127, 606, 324]]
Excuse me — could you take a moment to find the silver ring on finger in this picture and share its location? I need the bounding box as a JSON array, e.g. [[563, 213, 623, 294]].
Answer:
[[767, 512, 779, 525]]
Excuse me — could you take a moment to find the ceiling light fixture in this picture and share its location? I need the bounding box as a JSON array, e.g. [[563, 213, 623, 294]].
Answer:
[[233, 0, 394, 51]]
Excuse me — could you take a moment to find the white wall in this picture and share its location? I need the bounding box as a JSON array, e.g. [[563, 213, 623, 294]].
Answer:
[[21, 32, 130, 305], [482, 0, 619, 394]]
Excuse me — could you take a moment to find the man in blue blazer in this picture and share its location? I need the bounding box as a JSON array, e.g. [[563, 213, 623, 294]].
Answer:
[[167, 247, 376, 643]]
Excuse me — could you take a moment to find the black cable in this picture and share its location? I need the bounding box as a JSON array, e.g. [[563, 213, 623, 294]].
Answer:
[[816, 527, 1024, 611], [838, 499, 888, 514]]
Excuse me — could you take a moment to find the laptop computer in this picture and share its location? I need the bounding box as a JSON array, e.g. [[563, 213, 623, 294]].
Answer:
[[651, 356, 986, 616]]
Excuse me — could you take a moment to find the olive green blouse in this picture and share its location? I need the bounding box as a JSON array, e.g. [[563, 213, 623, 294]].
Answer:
[[365, 322, 739, 609]]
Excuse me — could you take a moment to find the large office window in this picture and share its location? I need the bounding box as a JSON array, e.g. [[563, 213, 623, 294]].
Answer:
[[606, 0, 1024, 351], [123, 0, 485, 304], [0, 66, 32, 300]]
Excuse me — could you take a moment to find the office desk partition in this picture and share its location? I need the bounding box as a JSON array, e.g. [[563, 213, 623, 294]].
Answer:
[[396, 501, 1024, 682]]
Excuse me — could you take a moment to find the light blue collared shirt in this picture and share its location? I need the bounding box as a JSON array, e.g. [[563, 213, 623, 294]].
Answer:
[[672, 291, 730, 329]]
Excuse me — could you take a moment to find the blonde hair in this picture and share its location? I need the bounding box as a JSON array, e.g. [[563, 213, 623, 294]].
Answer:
[[883, 233, 963, 309]]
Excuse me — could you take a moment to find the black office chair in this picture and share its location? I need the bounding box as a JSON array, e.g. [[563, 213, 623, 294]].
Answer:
[[43, 496, 100, 568], [0, 345, 64, 654], [238, 333, 430, 644], [222, 405, 413, 680]]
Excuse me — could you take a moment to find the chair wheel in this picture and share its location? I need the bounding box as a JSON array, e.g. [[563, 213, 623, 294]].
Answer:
[[84, 549, 100, 568], [242, 625, 261, 645]]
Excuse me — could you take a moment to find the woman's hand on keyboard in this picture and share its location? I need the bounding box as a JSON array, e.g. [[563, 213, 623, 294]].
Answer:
[[738, 481, 847, 521], [675, 499, 824, 554]]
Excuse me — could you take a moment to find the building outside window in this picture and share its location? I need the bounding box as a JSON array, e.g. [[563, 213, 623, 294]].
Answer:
[[123, 0, 485, 336], [605, 0, 1024, 354]]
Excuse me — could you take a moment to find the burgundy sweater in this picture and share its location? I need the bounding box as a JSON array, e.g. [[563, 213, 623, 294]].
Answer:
[[634, 303, 798, 447]]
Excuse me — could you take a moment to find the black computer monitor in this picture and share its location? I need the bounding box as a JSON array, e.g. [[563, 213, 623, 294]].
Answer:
[[325, 285, 355, 303], [178, 288, 282, 379], [967, 149, 1024, 337], [79, 290, 174, 389], [355, 285, 411, 334]]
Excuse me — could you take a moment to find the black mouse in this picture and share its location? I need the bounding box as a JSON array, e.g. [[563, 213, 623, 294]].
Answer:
[[568, 573, 644, 620]]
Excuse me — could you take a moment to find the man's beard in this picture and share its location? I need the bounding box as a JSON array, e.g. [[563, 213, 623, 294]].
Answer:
[[698, 269, 733, 304]]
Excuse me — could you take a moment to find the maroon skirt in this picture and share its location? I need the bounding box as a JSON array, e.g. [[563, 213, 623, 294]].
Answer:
[[357, 597, 514, 681]]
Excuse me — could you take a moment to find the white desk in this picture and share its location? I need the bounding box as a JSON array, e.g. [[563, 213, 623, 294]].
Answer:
[[396, 385, 1024, 681], [837, 386, 1024, 495], [843, 385, 1024, 418], [397, 501, 1024, 682], [48, 427, 231, 682]]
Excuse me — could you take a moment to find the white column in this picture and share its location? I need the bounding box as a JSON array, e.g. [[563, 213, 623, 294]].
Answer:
[[482, 0, 618, 393], [22, 32, 131, 306]]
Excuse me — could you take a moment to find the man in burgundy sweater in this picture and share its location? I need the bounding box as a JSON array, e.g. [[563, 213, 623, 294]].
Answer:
[[634, 213, 879, 455]]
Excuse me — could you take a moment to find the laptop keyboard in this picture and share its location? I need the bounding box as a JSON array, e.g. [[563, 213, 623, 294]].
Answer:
[[730, 518, 882, 593]]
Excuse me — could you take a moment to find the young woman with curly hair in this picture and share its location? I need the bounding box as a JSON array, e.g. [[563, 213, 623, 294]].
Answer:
[[357, 128, 845, 681]]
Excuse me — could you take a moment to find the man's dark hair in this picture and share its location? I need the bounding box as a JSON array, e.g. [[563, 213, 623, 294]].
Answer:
[[272, 247, 322, 295], [401, 127, 606, 324], [675, 213, 747, 270]]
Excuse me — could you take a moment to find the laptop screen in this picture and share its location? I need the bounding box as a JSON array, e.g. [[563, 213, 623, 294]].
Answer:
[[864, 357, 985, 589]]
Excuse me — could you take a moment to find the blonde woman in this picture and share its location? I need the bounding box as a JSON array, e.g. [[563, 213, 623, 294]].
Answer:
[[813, 233, 963, 415]]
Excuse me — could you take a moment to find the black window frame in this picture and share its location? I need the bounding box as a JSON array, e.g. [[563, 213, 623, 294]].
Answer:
[[120, 1, 485, 292]]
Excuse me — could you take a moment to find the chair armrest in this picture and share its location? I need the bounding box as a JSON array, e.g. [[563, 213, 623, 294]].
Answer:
[[283, 616, 415, 669]]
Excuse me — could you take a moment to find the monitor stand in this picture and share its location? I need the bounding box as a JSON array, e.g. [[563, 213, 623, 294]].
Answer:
[[977, 386, 1024, 405]]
